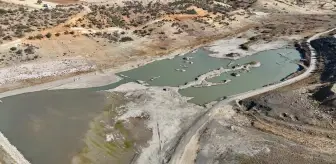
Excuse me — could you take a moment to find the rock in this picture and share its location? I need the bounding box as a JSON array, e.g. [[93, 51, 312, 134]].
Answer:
[[226, 53, 240, 58], [230, 72, 240, 77]]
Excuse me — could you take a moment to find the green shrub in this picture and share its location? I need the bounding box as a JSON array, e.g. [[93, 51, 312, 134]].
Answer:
[[10, 47, 17, 51], [35, 34, 44, 39], [239, 43, 249, 50], [45, 32, 52, 38]]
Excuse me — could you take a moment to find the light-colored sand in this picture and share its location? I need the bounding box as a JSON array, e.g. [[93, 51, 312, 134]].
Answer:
[[0, 46, 190, 98], [206, 37, 288, 59], [332, 84, 336, 94], [1, 0, 58, 9], [50, 70, 121, 90], [109, 82, 146, 92], [109, 83, 204, 164], [256, 0, 335, 14], [0, 39, 22, 50], [0, 132, 31, 164], [0, 57, 95, 85]]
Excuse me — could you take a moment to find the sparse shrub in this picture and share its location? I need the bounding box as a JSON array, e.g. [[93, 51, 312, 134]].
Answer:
[[0, 9, 7, 14], [184, 9, 197, 15], [45, 32, 52, 38], [69, 31, 75, 35], [15, 30, 25, 38], [24, 46, 35, 54], [240, 43, 249, 50], [16, 49, 22, 55], [113, 31, 120, 38], [64, 31, 69, 35], [35, 34, 44, 39], [119, 36, 133, 42], [249, 36, 257, 41], [10, 47, 17, 51], [55, 33, 60, 37]]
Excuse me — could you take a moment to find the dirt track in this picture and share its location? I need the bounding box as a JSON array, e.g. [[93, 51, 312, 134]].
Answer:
[[167, 27, 336, 164]]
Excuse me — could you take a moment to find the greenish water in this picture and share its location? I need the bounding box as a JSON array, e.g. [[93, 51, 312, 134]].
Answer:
[[119, 48, 301, 104], [0, 47, 301, 164], [0, 90, 107, 164]]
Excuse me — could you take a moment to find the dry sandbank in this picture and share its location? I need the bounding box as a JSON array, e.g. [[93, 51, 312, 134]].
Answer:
[[109, 82, 204, 164], [206, 37, 288, 59]]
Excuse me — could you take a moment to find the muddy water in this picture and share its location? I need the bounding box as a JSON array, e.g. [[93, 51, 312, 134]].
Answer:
[[119, 48, 301, 104], [0, 47, 301, 164], [0, 90, 107, 164]]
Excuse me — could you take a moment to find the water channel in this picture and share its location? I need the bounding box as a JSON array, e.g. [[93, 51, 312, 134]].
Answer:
[[0, 47, 302, 164]]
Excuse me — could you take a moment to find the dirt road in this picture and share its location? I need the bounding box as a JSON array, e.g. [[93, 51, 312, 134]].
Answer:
[[167, 27, 336, 164]]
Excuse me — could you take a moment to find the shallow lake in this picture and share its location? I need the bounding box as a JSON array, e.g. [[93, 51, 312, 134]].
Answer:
[[118, 48, 301, 104], [0, 47, 302, 164]]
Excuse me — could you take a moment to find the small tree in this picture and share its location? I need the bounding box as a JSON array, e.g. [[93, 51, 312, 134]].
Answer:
[[37, 0, 42, 4], [239, 43, 249, 50], [16, 50, 22, 55], [45, 32, 52, 38], [35, 34, 44, 39], [10, 47, 17, 51], [28, 36, 34, 40], [119, 36, 133, 42], [24, 46, 35, 54]]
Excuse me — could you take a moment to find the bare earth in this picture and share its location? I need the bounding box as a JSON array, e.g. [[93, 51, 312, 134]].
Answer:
[[1, 0, 336, 164]]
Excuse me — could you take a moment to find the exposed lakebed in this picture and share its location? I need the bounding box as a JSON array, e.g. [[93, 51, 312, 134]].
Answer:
[[0, 47, 302, 164]]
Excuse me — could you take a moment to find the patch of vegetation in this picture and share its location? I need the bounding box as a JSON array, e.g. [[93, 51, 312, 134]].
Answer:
[[183, 9, 197, 14], [35, 34, 44, 40], [123, 140, 133, 149], [1, 44, 39, 66], [78, 94, 139, 163], [119, 36, 133, 42], [0, 3, 82, 42], [45, 32, 52, 38], [84, 0, 256, 33], [10, 47, 17, 51], [240, 43, 249, 50]]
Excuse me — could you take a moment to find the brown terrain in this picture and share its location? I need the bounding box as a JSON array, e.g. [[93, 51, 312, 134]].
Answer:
[[195, 30, 336, 163], [45, 0, 79, 4], [0, 0, 336, 92], [1, 0, 336, 163]]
